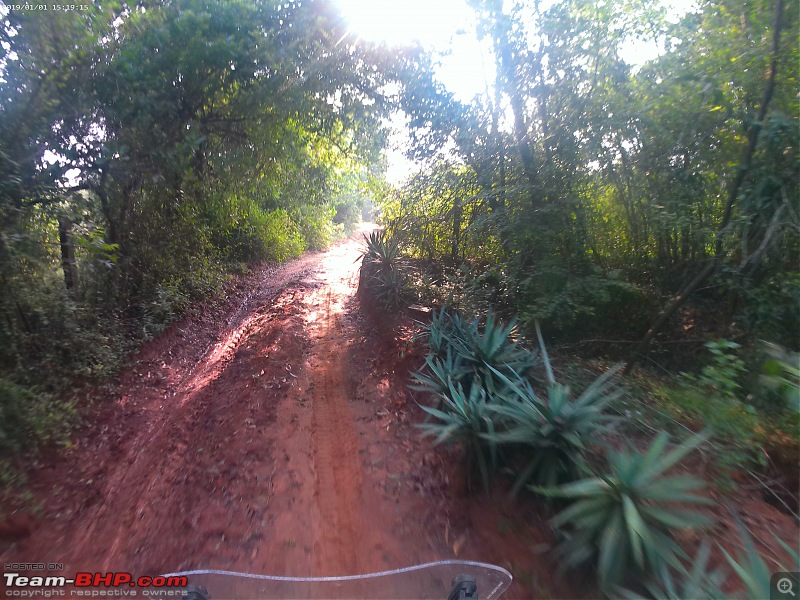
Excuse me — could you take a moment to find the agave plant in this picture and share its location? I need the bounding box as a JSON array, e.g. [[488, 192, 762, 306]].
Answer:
[[368, 267, 412, 309], [721, 520, 800, 600], [618, 540, 725, 600], [418, 308, 539, 396], [417, 381, 500, 492], [361, 230, 403, 272], [487, 365, 621, 492], [410, 347, 470, 399], [425, 307, 455, 357], [540, 432, 713, 591], [359, 230, 411, 309], [450, 310, 537, 376], [624, 524, 800, 600]]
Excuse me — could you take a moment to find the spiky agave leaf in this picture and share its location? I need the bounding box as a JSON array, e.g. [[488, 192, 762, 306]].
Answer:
[[410, 348, 470, 397], [485, 366, 618, 492], [539, 432, 714, 591], [416, 381, 500, 492], [617, 540, 726, 600], [721, 520, 800, 600]]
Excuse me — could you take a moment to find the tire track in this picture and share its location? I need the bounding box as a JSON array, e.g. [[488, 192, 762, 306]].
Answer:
[[310, 288, 365, 575]]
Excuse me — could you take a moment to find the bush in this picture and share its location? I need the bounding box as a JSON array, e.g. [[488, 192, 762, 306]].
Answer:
[[293, 203, 340, 251], [417, 381, 500, 492], [359, 230, 413, 310], [208, 197, 306, 263], [261, 209, 306, 262], [0, 378, 76, 482], [652, 341, 765, 487], [759, 342, 800, 414], [414, 308, 539, 396], [487, 367, 621, 491], [514, 263, 651, 337], [413, 308, 621, 493], [539, 432, 712, 591]]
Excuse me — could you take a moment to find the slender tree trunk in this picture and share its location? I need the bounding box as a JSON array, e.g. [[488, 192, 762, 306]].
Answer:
[[452, 195, 462, 261], [623, 0, 785, 375], [58, 216, 78, 291], [482, 0, 541, 209]]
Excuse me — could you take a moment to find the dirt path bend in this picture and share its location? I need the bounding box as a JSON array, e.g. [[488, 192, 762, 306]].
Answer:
[[2, 227, 447, 579]]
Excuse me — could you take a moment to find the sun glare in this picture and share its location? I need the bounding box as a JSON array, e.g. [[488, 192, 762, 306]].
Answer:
[[334, 0, 698, 184], [333, 0, 473, 48]]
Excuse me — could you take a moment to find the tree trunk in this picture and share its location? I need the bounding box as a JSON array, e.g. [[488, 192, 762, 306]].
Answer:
[[58, 216, 78, 291], [482, 0, 542, 210], [452, 195, 462, 261]]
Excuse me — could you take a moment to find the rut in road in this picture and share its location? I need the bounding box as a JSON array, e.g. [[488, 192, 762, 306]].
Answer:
[[3, 230, 444, 579], [310, 288, 365, 574]]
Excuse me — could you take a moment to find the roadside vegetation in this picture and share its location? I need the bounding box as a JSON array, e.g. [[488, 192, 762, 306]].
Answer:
[[366, 4, 799, 595], [2, 0, 798, 596], [362, 231, 798, 595]]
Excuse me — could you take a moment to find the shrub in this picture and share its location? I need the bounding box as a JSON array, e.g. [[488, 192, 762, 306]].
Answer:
[[721, 522, 800, 600], [293, 203, 339, 251], [361, 230, 403, 273], [261, 209, 306, 262], [417, 380, 500, 492], [487, 366, 621, 491], [359, 230, 412, 310], [540, 432, 713, 591], [691, 340, 745, 399], [618, 541, 725, 600], [0, 378, 75, 478], [410, 348, 470, 400], [622, 524, 800, 600], [416, 307, 539, 396], [759, 342, 800, 414], [652, 341, 765, 487]]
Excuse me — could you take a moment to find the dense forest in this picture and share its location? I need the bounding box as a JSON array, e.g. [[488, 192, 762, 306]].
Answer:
[[1, 0, 798, 596]]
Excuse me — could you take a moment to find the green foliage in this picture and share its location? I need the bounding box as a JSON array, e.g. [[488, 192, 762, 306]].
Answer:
[[539, 432, 712, 591], [292, 204, 341, 252], [362, 230, 403, 272], [618, 541, 725, 600], [0, 378, 75, 477], [487, 367, 621, 491], [417, 381, 499, 492], [660, 385, 763, 485], [382, 160, 488, 262], [652, 341, 764, 486], [721, 522, 800, 600], [411, 349, 471, 400], [414, 308, 619, 494], [261, 210, 306, 263], [621, 525, 800, 600], [691, 340, 746, 400], [359, 230, 413, 310], [759, 342, 800, 414], [413, 307, 537, 491], [416, 308, 539, 396], [514, 263, 651, 336], [392, 0, 799, 360]]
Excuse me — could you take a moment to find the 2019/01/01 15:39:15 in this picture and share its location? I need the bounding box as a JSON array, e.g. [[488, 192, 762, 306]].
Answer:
[[5, 4, 91, 11]]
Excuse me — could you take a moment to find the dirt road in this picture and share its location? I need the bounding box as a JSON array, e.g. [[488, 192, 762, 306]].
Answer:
[[2, 228, 446, 578]]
